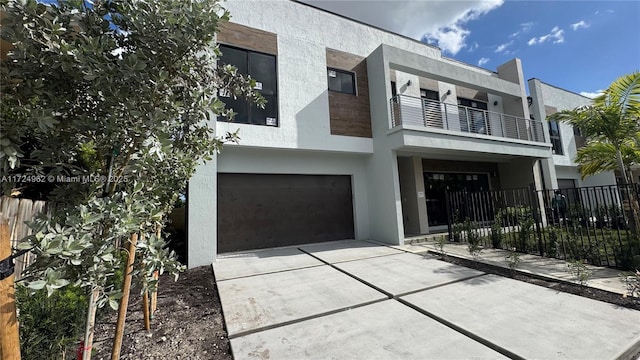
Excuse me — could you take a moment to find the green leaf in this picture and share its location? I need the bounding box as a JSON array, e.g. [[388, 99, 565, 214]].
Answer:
[[109, 298, 119, 310], [27, 280, 47, 290]]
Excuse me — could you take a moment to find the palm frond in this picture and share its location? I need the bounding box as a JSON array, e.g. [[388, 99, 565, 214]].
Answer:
[[595, 71, 640, 118]]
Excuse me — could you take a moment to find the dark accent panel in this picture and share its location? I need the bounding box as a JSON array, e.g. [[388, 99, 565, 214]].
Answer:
[[217, 174, 355, 252], [217, 22, 277, 55], [326, 48, 372, 138], [544, 105, 558, 116]]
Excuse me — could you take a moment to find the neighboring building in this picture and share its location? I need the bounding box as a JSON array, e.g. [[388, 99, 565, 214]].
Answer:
[[528, 79, 616, 190], [186, 0, 608, 267]]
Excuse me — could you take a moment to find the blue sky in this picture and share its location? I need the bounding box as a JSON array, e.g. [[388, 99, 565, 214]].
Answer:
[[301, 0, 640, 97]]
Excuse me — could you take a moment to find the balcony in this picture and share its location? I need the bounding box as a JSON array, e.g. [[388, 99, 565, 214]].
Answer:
[[390, 94, 545, 143]]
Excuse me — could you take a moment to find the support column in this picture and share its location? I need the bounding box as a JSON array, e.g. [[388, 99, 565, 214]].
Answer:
[[413, 157, 429, 234]]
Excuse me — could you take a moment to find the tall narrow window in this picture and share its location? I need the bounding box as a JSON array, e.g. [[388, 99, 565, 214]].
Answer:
[[328, 68, 356, 95], [218, 45, 278, 126], [549, 120, 563, 154]]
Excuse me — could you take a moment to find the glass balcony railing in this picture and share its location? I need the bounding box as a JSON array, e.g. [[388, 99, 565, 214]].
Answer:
[[390, 94, 545, 143]]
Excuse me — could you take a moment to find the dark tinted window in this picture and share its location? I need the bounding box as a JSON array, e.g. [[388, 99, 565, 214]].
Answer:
[[250, 52, 276, 95], [219, 45, 278, 126], [549, 120, 563, 154], [420, 89, 439, 101], [328, 68, 356, 95]]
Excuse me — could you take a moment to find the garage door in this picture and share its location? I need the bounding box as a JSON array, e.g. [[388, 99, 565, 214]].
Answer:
[[217, 174, 355, 253]]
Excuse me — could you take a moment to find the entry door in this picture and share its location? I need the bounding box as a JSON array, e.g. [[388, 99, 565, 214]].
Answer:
[[424, 172, 490, 226]]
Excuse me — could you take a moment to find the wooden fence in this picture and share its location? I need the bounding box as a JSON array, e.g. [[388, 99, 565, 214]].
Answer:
[[0, 196, 47, 280]]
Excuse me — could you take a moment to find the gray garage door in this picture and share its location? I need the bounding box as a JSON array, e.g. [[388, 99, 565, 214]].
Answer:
[[217, 174, 355, 253]]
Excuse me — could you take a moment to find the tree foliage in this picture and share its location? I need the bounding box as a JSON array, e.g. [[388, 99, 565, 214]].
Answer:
[[0, 0, 263, 308], [548, 72, 640, 181]]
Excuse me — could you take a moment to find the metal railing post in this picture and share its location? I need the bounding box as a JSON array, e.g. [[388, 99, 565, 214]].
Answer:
[[464, 107, 471, 133]]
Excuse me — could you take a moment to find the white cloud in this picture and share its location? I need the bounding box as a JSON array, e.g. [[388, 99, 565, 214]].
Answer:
[[510, 22, 533, 38], [527, 26, 564, 45], [571, 20, 590, 30], [468, 42, 479, 52], [477, 57, 490, 66], [579, 90, 604, 99], [495, 40, 513, 53], [300, 0, 504, 55], [520, 22, 534, 32]]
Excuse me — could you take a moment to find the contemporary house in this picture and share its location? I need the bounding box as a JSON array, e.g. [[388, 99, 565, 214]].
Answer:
[[186, 0, 611, 267], [528, 78, 616, 190]]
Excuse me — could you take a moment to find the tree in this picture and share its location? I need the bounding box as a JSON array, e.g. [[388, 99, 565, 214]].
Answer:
[[0, 0, 263, 357], [548, 72, 640, 182]]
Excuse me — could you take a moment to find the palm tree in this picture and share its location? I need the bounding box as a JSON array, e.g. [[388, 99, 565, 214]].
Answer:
[[549, 71, 640, 183]]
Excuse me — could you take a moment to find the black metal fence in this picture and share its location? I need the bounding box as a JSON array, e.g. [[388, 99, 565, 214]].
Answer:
[[446, 184, 640, 270]]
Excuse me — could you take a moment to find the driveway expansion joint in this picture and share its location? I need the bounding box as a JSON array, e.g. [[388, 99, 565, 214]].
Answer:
[[395, 296, 526, 360], [391, 272, 489, 299], [297, 247, 395, 299], [227, 297, 390, 340]]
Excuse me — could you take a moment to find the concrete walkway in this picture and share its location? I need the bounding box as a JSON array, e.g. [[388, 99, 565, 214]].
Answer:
[[396, 238, 632, 296], [213, 240, 640, 360]]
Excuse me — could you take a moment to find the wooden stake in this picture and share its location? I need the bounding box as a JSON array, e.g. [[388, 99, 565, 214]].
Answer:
[[0, 215, 21, 360], [82, 287, 100, 360], [111, 233, 138, 360]]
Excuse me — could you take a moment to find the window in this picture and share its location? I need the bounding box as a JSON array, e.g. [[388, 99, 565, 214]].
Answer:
[[218, 45, 278, 126], [549, 120, 563, 155], [328, 68, 356, 95], [458, 98, 488, 134], [420, 89, 439, 100]]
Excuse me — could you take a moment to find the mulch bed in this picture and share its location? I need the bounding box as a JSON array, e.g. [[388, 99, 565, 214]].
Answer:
[[92, 266, 232, 360]]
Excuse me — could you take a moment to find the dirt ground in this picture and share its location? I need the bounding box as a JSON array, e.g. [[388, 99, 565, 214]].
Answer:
[[92, 266, 232, 360], [91, 254, 638, 360]]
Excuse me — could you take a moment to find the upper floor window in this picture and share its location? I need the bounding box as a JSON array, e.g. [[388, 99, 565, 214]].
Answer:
[[420, 89, 439, 101], [218, 44, 278, 126], [328, 68, 356, 95], [549, 120, 563, 155]]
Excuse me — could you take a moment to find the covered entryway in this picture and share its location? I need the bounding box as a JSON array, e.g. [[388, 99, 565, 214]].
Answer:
[[217, 173, 355, 252]]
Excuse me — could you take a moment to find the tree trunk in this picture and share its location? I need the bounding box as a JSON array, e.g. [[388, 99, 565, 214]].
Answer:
[[82, 287, 100, 360], [616, 149, 630, 184]]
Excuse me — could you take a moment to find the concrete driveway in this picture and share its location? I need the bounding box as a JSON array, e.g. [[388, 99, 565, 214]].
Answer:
[[213, 240, 640, 360]]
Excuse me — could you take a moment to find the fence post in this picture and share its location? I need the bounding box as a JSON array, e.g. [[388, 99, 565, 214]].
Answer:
[[0, 215, 21, 360], [445, 190, 453, 241], [529, 185, 545, 256]]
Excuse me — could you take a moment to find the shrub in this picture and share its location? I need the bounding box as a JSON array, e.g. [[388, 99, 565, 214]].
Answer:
[[16, 284, 88, 360], [463, 218, 482, 261], [547, 228, 559, 258], [517, 218, 534, 252], [505, 251, 522, 273], [490, 220, 503, 249], [497, 206, 531, 225], [567, 260, 592, 287]]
